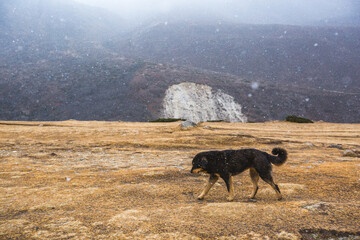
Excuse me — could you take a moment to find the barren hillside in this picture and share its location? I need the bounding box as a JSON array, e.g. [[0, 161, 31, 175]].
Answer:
[[0, 121, 359, 239], [1, 1, 360, 123], [109, 22, 360, 93]]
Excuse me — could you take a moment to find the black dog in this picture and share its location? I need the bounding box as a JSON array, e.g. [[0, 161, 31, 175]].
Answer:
[[191, 148, 287, 201]]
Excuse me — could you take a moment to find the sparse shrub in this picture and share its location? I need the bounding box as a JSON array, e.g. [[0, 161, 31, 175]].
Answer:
[[206, 120, 226, 122], [149, 118, 185, 123], [285, 115, 313, 123]]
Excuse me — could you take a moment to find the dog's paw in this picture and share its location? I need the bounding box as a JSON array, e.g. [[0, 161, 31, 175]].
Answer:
[[226, 197, 234, 202]]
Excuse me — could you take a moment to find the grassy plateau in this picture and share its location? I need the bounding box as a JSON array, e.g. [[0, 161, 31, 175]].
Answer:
[[0, 121, 359, 239]]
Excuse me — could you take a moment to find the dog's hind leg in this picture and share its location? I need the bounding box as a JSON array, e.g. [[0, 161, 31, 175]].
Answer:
[[259, 172, 282, 200], [249, 168, 260, 199], [197, 174, 219, 200], [222, 174, 235, 201]]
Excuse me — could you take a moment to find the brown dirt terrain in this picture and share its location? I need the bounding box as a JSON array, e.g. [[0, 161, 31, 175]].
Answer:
[[0, 121, 359, 239]]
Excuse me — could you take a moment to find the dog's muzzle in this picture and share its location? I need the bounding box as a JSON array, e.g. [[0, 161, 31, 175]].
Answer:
[[191, 168, 205, 174]]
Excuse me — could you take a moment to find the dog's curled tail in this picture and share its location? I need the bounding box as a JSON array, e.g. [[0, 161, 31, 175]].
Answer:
[[269, 148, 287, 166]]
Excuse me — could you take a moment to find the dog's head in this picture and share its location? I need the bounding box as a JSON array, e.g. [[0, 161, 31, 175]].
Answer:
[[191, 154, 208, 174]]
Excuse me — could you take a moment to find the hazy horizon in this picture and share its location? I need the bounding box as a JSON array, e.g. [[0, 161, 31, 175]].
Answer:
[[72, 0, 360, 26]]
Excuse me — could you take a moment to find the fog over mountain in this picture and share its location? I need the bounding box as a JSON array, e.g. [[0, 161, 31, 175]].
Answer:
[[73, 0, 360, 26]]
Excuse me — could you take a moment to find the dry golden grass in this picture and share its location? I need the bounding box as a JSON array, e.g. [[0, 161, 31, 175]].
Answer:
[[0, 120, 359, 239]]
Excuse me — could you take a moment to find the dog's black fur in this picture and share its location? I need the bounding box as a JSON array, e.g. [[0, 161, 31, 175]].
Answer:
[[191, 148, 287, 201]]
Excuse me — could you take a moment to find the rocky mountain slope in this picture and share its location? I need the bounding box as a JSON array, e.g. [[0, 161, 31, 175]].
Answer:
[[2, 58, 358, 122], [108, 22, 360, 93], [0, 0, 359, 122]]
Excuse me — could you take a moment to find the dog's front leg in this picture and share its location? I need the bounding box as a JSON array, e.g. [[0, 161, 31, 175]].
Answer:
[[222, 175, 235, 201], [197, 174, 219, 200]]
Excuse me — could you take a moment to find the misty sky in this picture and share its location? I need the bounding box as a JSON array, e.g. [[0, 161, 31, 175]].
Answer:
[[73, 0, 359, 25]]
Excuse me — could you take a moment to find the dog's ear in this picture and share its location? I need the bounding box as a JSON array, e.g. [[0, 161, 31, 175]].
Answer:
[[201, 157, 208, 169]]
